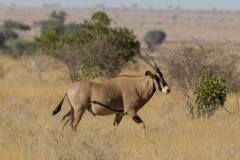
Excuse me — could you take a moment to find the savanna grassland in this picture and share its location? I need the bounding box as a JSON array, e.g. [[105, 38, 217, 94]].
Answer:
[[0, 6, 240, 160]]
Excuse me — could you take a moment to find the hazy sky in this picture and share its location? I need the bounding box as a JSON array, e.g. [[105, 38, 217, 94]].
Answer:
[[0, 0, 239, 10]]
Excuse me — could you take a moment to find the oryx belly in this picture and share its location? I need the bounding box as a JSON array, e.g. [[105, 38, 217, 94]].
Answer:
[[90, 82, 124, 115], [89, 104, 121, 115]]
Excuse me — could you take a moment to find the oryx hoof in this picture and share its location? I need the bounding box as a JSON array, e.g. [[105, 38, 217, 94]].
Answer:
[[140, 123, 146, 130], [72, 126, 77, 132]]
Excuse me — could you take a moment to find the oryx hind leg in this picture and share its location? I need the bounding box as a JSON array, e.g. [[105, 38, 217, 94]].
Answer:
[[62, 116, 72, 132], [66, 92, 86, 131], [72, 105, 87, 132], [61, 108, 73, 122], [61, 108, 74, 131], [67, 82, 91, 132], [113, 114, 123, 126]]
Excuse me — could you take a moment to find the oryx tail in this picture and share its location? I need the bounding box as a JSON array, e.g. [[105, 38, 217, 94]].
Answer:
[[52, 93, 67, 115]]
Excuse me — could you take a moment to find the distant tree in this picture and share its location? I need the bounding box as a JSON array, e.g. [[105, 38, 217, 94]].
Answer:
[[131, 3, 139, 9], [0, 19, 31, 42], [0, 32, 5, 47], [3, 20, 31, 31], [7, 40, 37, 56], [1, 28, 18, 40], [50, 10, 67, 25], [144, 30, 166, 52], [0, 20, 32, 53], [36, 10, 67, 32]]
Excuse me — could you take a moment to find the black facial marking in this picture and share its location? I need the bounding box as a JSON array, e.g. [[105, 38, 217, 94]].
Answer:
[[155, 75, 160, 84]]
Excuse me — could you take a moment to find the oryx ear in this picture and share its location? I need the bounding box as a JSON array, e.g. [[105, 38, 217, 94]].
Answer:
[[145, 70, 151, 76], [145, 70, 154, 78]]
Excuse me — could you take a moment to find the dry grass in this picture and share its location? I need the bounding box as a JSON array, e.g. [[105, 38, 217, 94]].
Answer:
[[0, 54, 240, 160]]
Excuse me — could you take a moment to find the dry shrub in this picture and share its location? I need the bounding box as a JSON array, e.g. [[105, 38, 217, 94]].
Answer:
[[51, 36, 127, 81], [167, 43, 240, 116]]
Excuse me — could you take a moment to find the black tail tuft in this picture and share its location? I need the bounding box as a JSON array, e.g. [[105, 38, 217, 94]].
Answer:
[[52, 94, 66, 115]]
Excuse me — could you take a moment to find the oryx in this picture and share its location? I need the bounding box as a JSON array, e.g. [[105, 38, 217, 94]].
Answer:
[[52, 51, 170, 131]]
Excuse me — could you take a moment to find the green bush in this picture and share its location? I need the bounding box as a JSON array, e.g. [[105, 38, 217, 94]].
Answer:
[[35, 25, 64, 50], [91, 11, 110, 26], [36, 11, 140, 81], [194, 72, 227, 118]]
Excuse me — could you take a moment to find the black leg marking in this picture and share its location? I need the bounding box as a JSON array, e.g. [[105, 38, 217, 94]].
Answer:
[[113, 114, 123, 126], [132, 116, 143, 124], [132, 115, 146, 129]]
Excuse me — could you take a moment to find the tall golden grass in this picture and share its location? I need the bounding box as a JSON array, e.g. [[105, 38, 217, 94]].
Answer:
[[0, 55, 240, 160]]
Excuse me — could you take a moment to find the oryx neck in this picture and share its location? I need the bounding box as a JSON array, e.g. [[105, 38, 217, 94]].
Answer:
[[137, 77, 156, 102]]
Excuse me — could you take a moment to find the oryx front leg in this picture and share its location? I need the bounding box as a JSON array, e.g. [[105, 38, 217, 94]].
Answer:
[[132, 115, 145, 129], [113, 114, 123, 126], [126, 110, 145, 129]]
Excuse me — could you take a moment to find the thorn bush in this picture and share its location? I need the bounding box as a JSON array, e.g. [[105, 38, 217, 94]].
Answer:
[[194, 72, 227, 118]]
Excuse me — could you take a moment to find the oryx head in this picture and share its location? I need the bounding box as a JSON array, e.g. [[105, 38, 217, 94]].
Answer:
[[140, 50, 170, 94]]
